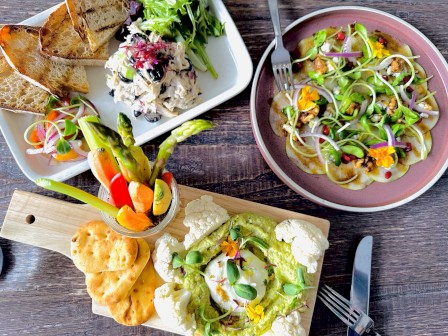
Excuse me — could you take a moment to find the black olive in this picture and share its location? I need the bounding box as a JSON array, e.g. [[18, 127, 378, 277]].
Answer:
[[144, 113, 161, 123], [160, 84, 166, 94], [115, 25, 130, 42], [134, 110, 142, 117], [108, 89, 115, 97], [148, 64, 164, 82], [131, 33, 148, 43], [118, 72, 133, 83]]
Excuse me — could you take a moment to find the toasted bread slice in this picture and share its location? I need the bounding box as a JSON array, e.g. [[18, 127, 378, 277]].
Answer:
[[40, 3, 109, 66], [0, 25, 89, 97], [0, 55, 50, 115], [66, 0, 129, 52]]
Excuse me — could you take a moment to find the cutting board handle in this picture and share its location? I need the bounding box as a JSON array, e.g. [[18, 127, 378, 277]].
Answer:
[[0, 190, 102, 258]]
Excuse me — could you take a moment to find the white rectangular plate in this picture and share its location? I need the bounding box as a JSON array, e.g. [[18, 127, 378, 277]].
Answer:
[[0, 0, 253, 182]]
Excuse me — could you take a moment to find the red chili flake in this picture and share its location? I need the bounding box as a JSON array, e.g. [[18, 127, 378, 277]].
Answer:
[[342, 154, 351, 164], [405, 142, 413, 152], [384, 171, 392, 179], [406, 86, 414, 93], [319, 137, 325, 143], [336, 31, 345, 41], [382, 75, 389, 81], [322, 125, 330, 135]]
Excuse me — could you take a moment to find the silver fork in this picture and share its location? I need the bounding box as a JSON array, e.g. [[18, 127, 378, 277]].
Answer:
[[318, 285, 381, 336], [268, 0, 294, 92]]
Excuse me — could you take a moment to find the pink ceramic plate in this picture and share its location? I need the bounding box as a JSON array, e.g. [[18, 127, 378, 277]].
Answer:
[[250, 6, 448, 212]]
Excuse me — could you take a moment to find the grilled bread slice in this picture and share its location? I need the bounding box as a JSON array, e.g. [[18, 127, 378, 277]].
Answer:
[[0, 55, 50, 115], [0, 25, 89, 97], [40, 3, 109, 66], [66, 0, 129, 52]]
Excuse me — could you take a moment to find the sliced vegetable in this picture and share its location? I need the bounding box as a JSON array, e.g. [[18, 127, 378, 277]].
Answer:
[[128, 181, 154, 213], [116, 205, 153, 231], [35, 178, 119, 218], [109, 173, 134, 209], [161, 171, 173, 188], [88, 148, 121, 191], [153, 178, 172, 216]]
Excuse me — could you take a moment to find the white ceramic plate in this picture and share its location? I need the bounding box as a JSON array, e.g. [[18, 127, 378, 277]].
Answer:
[[0, 0, 253, 182]]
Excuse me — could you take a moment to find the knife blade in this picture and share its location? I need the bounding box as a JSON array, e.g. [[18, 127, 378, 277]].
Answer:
[[347, 236, 373, 336]]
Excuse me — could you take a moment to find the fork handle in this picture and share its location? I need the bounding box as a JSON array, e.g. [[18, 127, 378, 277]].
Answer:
[[268, 0, 284, 47]]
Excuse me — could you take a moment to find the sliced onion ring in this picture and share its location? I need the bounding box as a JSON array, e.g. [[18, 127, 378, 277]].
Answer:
[[325, 51, 362, 58], [383, 124, 395, 147], [300, 132, 340, 151]]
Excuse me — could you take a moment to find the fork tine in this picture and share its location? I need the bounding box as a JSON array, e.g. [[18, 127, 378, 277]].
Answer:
[[272, 67, 282, 92], [317, 292, 353, 327], [323, 285, 361, 315]]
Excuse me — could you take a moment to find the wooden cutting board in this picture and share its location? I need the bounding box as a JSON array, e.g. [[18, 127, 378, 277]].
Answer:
[[1, 186, 330, 335]]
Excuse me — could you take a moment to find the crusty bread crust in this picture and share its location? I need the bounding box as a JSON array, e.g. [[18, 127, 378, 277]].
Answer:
[[39, 3, 109, 66], [0, 55, 50, 115], [0, 25, 89, 97], [67, 0, 129, 52]]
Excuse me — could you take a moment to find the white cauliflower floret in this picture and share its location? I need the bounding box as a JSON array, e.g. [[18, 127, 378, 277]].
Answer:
[[183, 195, 230, 249], [262, 310, 305, 336], [154, 283, 196, 336], [153, 233, 185, 283], [275, 219, 329, 273]]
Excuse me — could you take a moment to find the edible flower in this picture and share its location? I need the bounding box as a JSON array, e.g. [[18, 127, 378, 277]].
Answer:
[[220, 236, 239, 258], [245, 304, 265, 324], [297, 86, 320, 111], [368, 39, 390, 59], [368, 146, 395, 168]]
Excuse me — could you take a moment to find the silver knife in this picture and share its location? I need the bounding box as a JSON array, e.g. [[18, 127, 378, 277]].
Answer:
[[348, 236, 373, 336]]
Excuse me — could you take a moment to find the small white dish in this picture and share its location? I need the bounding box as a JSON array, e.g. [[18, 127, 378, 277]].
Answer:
[[0, 0, 253, 182]]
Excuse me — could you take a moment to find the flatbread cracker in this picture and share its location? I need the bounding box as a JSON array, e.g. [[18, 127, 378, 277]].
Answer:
[[108, 259, 158, 326], [71, 220, 138, 273], [85, 238, 150, 305]]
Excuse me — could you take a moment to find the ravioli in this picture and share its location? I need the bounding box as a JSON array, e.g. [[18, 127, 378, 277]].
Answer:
[[270, 23, 439, 189]]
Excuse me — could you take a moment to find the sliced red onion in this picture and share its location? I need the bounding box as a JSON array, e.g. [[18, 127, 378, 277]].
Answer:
[[313, 125, 325, 164], [325, 51, 362, 58], [71, 102, 86, 123], [300, 132, 340, 151], [370, 141, 388, 149], [399, 85, 412, 106], [413, 102, 439, 116], [343, 35, 353, 53], [36, 124, 46, 142], [383, 124, 395, 147], [394, 141, 408, 148], [26, 147, 45, 155], [70, 140, 89, 157], [409, 91, 416, 110], [368, 58, 393, 71], [48, 156, 58, 166]]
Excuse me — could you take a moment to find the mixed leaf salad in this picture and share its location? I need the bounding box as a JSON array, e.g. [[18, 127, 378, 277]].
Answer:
[[24, 95, 98, 165], [270, 23, 439, 189], [120, 0, 225, 79]]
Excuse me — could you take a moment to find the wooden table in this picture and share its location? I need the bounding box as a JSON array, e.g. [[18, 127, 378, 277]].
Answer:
[[1, 1, 447, 335]]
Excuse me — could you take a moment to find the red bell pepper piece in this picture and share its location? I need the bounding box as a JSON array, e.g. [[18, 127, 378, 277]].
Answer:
[[161, 171, 173, 188], [109, 173, 134, 209]]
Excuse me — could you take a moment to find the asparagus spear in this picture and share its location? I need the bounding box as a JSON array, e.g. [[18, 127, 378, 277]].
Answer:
[[87, 121, 143, 183], [117, 113, 152, 184], [148, 119, 214, 187]]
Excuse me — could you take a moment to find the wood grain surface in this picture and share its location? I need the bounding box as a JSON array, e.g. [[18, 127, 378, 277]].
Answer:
[[1, 1, 448, 336], [0, 188, 328, 334]]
